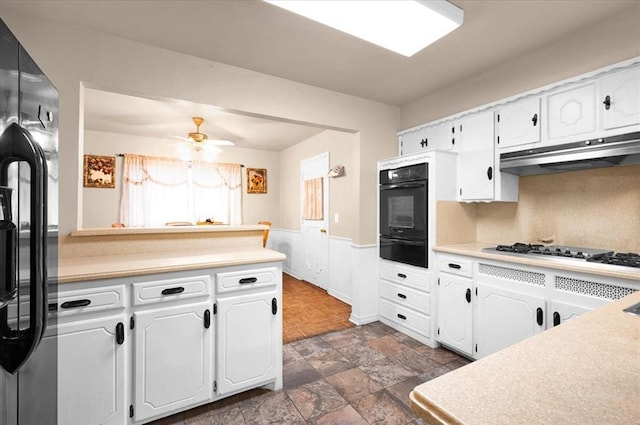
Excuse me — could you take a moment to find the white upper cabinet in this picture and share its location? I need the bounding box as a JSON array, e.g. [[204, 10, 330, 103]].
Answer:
[[601, 66, 640, 130], [457, 110, 495, 201], [399, 121, 454, 155], [496, 97, 541, 149], [545, 82, 597, 142]]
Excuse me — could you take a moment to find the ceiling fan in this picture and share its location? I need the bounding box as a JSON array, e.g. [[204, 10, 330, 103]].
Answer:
[[173, 116, 234, 151]]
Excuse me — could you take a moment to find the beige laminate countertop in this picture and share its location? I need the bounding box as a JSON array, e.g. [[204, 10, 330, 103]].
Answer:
[[410, 290, 640, 425], [434, 242, 640, 282], [57, 248, 286, 284]]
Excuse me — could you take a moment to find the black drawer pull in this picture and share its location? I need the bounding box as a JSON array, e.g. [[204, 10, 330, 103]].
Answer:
[[116, 322, 125, 345], [397, 313, 407, 320], [448, 263, 461, 270], [536, 307, 544, 326], [239, 277, 258, 284], [553, 312, 561, 327], [397, 293, 407, 299], [397, 273, 407, 279], [60, 299, 91, 309], [272, 298, 278, 315], [465, 288, 471, 303], [204, 309, 211, 329], [161, 287, 185, 295]]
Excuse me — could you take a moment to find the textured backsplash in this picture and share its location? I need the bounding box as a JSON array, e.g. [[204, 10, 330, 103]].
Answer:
[[438, 164, 640, 253]]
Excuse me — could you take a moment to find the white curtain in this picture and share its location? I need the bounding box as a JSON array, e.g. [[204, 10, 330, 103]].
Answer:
[[120, 154, 242, 227], [192, 161, 242, 225], [120, 154, 189, 226]]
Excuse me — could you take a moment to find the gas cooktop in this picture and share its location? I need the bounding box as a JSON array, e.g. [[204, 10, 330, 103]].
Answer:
[[484, 242, 640, 269]]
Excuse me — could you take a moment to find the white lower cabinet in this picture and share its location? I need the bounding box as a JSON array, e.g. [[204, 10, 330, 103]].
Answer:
[[57, 314, 128, 425], [474, 282, 545, 359], [435, 253, 638, 361], [216, 289, 279, 396], [133, 300, 212, 423], [378, 260, 434, 346], [436, 273, 473, 356]]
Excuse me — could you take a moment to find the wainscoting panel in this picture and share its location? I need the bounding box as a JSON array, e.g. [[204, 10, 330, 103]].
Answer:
[[349, 244, 379, 326], [328, 236, 353, 305], [267, 229, 303, 279]]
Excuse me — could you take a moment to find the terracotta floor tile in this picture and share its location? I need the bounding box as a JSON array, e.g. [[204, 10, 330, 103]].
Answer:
[[287, 379, 348, 421], [325, 367, 383, 403], [310, 405, 369, 425]]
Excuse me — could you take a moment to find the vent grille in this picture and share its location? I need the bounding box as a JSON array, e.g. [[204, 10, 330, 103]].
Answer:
[[555, 276, 637, 300], [479, 264, 546, 286]]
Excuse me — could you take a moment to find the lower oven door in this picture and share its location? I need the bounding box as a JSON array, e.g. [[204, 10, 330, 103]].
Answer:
[[379, 237, 427, 268]]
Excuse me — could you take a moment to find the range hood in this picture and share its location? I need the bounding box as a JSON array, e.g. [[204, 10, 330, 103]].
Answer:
[[500, 132, 640, 176]]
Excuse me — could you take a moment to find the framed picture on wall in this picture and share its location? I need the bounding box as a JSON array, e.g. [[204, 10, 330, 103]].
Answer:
[[83, 155, 116, 188], [247, 168, 267, 194]]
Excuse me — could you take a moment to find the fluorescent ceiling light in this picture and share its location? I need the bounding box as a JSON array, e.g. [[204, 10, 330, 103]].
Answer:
[[265, 0, 463, 57]]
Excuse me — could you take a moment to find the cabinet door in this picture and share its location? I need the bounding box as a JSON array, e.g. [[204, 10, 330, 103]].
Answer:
[[546, 83, 597, 141], [497, 97, 541, 148], [457, 110, 495, 200], [56, 315, 127, 425], [475, 283, 545, 359], [217, 290, 278, 396], [601, 66, 640, 130], [134, 301, 212, 423], [427, 121, 454, 152], [399, 127, 429, 155], [436, 273, 473, 356]]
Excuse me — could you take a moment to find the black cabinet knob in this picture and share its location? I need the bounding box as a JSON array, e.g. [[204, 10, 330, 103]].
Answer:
[[487, 166, 493, 180], [603, 95, 611, 110], [465, 288, 471, 303], [116, 322, 125, 345], [531, 113, 538, 126], [553, 312, 561, 327]]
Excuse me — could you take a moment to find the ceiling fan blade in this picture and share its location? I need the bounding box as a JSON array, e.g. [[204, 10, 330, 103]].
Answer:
[[205, 139, 234, 146]]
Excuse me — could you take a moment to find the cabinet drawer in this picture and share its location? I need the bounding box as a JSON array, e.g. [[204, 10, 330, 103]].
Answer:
[[216, 267, 278, 293], [379, 262, 430, 292], [380, 280, 430, 314], [438, 256, 472, 278], [53, 285, 126, 317], [133, 275, 210, 306], [380, 299, 430, 337]]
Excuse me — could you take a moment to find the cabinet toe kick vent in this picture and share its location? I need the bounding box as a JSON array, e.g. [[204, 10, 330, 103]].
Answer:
[[478, 264, 546, 286], [555, 276, 638, 300]]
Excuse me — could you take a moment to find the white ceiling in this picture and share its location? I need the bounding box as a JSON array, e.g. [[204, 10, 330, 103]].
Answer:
[[83, 89, 328, 151], [4, 0, 638, 150]]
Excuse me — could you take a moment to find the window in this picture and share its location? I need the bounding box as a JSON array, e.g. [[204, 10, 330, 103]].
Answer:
[[120, 154, 241, 227]]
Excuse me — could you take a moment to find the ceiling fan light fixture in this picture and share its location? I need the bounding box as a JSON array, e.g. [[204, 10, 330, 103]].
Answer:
[[265, 0, 463, 57], [188, 116, 208, 144]]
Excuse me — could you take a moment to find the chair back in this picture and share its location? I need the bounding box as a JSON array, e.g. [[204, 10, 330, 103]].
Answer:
[[258, 221, 272, 247]]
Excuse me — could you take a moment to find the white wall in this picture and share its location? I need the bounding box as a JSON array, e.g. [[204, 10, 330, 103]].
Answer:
[[82, 130, 280, 228], [0, 11, 399, 250]]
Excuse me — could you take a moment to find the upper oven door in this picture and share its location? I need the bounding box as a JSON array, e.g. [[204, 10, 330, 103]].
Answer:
[[379, 178, 428, 240]]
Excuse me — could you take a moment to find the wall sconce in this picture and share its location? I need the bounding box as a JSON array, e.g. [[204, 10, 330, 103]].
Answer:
[[328, 164, 345, 178]]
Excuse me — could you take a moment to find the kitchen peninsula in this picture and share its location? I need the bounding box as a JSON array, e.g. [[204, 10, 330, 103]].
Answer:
[[50, 224, 286, 425], [410, 290, 640, 425]]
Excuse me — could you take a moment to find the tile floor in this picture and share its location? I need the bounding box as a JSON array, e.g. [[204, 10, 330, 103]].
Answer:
[[149, 322, 470, 425]]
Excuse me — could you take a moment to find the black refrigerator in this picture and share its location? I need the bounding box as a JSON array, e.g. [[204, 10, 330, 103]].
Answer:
[[0, 18, 59, 425]]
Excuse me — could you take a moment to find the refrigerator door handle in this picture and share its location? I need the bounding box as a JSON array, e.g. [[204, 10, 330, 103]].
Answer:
[[0, 123, 48, 374]]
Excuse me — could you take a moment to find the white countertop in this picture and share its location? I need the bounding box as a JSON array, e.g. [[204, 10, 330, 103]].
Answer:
[[410, 290, 640, 424], [57, 247, 286, 284]]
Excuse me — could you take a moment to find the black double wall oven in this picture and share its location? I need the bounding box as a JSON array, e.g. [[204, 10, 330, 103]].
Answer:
[[379, 163, 428, 268]]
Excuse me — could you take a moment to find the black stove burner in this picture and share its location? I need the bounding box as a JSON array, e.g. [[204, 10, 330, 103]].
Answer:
[[491, 243, 617, 262], [587, 252, 640, 268], [496, 242, 542, 254]]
